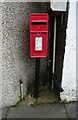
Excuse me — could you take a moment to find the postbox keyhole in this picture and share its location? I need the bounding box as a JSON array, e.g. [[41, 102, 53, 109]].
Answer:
[[38, 32, 40, 36]]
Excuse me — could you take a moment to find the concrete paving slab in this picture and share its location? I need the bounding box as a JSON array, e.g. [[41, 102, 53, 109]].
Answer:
[[7, 103, 67, 118], [0, 108, 2, 120], [2, 108, 7, 118], [76, 102, 78, 120], [65, 102, 76, 118]]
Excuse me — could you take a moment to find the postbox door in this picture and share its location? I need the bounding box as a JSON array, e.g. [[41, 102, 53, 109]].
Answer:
[[30, 32, 48, 58]]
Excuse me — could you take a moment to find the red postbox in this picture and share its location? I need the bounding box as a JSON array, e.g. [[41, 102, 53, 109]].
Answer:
[[30, 13, 48, 58]]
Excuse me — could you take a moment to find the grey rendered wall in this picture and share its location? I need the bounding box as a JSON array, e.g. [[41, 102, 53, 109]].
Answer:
[[1, 2, 49, 107], [0, 2, 2, 108]]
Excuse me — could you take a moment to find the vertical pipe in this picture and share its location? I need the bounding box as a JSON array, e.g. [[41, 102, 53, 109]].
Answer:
[[34, 58, 40, 99], [52, 17, 57, 89], [48, 14, 54, 89]]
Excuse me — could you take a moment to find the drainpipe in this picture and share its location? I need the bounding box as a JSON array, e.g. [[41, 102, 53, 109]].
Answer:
[[52, 17, 57, 89]]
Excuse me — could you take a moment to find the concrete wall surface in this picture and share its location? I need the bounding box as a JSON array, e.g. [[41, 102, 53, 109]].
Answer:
[[0, 2, 2, 108], [0, 2, 49, 107]]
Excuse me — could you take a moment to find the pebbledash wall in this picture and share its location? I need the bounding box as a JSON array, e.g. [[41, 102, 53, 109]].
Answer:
[[1, 1, 49, 107], [0, 2, 2, 108], [61, 2, 76, 102]]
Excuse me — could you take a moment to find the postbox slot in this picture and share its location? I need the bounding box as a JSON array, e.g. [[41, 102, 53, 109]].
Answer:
[[31, 22, 47, 25]]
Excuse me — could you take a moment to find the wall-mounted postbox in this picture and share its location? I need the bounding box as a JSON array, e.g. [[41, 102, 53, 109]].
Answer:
[[30, 13, 48, 58]]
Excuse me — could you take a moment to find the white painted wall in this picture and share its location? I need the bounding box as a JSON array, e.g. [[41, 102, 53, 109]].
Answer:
[[60, 2, 76, 102]]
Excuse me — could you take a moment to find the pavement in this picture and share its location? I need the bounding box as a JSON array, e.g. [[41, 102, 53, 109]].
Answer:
[[1, 101, 77, 119]]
